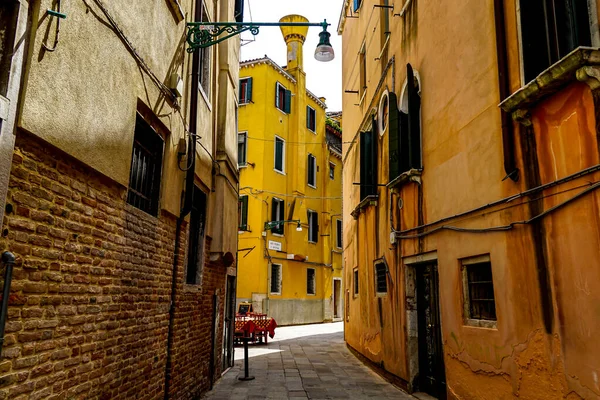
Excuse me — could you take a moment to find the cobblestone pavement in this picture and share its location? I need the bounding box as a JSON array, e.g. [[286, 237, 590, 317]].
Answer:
[[203, 322, 415, 399]]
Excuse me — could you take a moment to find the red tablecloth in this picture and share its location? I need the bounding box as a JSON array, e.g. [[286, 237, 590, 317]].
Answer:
[[235, 319, 255, 335], [254, 318, 277, 338]]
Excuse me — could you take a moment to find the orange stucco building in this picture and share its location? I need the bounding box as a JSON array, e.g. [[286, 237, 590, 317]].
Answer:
[[339, 0, 600, 398]]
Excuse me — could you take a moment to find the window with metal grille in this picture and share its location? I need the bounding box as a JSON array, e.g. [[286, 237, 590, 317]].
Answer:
[[196, 1, 211, 96], [353, 268, 359, 296], [307, 268, 316, 295], [519, 0, 591, 83], [306, 106, 316, 132], [375, 262, 387, 294], [336, 219, 342, 249], [274, 136, 285, 173], [275, 82, 291, 113], [239, 78, 252, 104], [307, 210, 318, 243], [238, 132, 247, 166], [307, 154, 317, 187], [127, 115, 164, 216], [270, 264, 282, 294], [271, 198, 284, 235], [463, 257, 497, 323], [186, 187, 207, 285]]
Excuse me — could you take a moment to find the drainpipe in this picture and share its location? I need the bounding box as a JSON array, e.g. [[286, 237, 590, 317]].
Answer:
[[494, 0, 519, 182], [164, 7, 199, 399], [0, 252, 15, 355]]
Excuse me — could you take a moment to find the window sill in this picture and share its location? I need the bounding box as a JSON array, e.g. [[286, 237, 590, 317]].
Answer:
[[238, 164, 248, 169], [272, 233, 284, 238], [308, 240, 318, 244], [500, 47, 600, 123], [274, 169, 286, 176], [387, 169, 422, 192], [464, 318, 497, 329], [308, 129, 316, 134], [308, 184, 317, 189], [351, 194, 378, 219]]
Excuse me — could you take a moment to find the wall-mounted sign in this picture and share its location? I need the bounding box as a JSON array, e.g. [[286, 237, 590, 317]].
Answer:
[[268, 240, 282, 251]]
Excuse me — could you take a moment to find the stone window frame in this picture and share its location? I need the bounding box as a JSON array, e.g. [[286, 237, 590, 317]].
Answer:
[[306, 267, 316, 296], [238, 131, 248, 167], [353, 267, 359, 298], [461, 254, 498, 329], [270, 263, 282, 295]]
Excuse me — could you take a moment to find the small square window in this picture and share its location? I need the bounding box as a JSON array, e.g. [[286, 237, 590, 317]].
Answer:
[[353, 268, 359, 297], [307, 210, 318, 243], [127, 115, 164, 216], [462, 255, 497, 327], [306, 106, 316, 132], [329, 162, 335, 180], [270, 264, 282, 294], [375, 262, 388, 295], [307, 154, 317, 187], [307, 268, 316, 295], [238, 132, 247, 166]]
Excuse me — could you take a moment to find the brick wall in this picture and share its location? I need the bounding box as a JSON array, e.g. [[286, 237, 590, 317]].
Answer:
[[0, 131, 227, 399]]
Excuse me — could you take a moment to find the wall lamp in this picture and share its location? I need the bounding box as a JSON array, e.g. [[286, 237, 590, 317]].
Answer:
[[264, 220, 303, 232], [186, 20, 335, 62]]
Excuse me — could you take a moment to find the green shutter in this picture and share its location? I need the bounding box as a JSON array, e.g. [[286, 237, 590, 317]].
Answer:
[[360, 131, 367, 201], [284, 90, 292, 114], [306, 106, 310, 129], [407, 63, 422, 169], [275, 83, 280, 108], [239, 196, 248, 230], [369, 116, 378, 197], [275, 139, 283, 171], [388, 92, 401, 180], [247, 77, 253, 102]]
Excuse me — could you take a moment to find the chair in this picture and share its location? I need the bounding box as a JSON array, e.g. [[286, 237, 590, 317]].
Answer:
[[252, 313, 268, 344]]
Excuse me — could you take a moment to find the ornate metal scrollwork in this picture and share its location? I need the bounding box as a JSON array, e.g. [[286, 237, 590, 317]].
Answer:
[[186, 24, 260, 53]]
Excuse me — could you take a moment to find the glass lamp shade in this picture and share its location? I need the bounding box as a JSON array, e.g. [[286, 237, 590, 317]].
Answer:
[[315, 44, 335, 62], [296, 223, 303, 232]]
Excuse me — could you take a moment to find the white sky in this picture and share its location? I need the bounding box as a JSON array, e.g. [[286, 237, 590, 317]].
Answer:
[[240, 0, 344, 112]]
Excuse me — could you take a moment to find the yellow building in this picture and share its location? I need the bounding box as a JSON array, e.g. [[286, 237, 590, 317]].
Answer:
[[236, 16, 343, 326]]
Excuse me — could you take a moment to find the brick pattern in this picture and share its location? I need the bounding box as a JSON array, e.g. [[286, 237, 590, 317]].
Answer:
[[0, 132, 227, 399]]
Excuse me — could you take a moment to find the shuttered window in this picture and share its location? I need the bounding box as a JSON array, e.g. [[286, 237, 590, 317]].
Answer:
[[239, 77, 252, 104], [274, 136, 285, 173], [238, 195, 248, 231], [308, 210, 319, 243], [406, 64, 422, 170], [307, 268, 316, 295], [275, 82, 291, 113], [375, 262, 387, 294], [186, 187, 207, 285], [353, 0, 362, 12], [306, 106, 316, 132], [307, 154, 317, 187], [359, 117, 377, 201], [271, 198, 285, 235], [238, 132, 247, 166], [520, 0, 591, 83], [127, 115, 164, 216], [270, 264, 282, 294]]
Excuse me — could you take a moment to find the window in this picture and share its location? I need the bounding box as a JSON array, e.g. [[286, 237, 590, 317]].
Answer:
[[390, 64, 421, 181], [336, 219, 342, 249], [234, 0, 244, 22], [196, 2, 211, 96], [307, 154, 317, 187], [378, 91, 389, 135], [271, 198, 284, 235], [238, 195, 248, 231], [353, 268, 359, 296], [359, 117, 377, 201], [359, 44, 367, 100], [239, 77, 252, 104], [306, 106, 316, 132], [186, 187, 207, 285], [307, 210, 318, 243], [329, 162, 335, 180], [275, 82, 291, 113], [307, 268, 316, 295], [270, 264, 282, 294], [274, 136, 285, 173], [238, 132, 247, 166], [375, 262, 388, 295], [519, 0, 591, 83], [353, 0, 362, 12], [127, 115, 164, 216], [462, 256, 497, 326]]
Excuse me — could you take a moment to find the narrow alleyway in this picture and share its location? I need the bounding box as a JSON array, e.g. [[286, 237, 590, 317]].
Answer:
[[203, 323, 414, 399]]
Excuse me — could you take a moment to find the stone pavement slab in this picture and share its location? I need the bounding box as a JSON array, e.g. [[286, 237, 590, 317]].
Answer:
[[202, 322, 414, 400]]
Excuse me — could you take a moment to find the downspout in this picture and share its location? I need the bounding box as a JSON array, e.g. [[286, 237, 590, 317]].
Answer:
[[164, 9, 199, 399], [494, 0, 519, 182], [0, 252, 15, 355]]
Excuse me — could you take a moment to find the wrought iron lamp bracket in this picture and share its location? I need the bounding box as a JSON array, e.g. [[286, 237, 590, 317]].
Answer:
[[186, 20, 330, 52]]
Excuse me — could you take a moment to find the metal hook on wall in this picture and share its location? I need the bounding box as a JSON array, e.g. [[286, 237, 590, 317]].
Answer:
[[43, 0, 67, 52]]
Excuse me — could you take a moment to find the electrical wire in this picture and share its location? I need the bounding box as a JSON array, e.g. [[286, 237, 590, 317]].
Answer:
[[239, 187, 342, 200], [246, 136, 356, 145]]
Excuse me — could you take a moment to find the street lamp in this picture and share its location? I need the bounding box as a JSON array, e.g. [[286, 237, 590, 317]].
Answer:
[[264, 220, 303, 232], [186, 19, 335, 62]]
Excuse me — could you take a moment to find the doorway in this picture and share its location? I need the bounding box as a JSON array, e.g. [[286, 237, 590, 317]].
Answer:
[[222, 275, 236, 370], [416, 263, 446, 399], [333, 278, 342, 319]]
